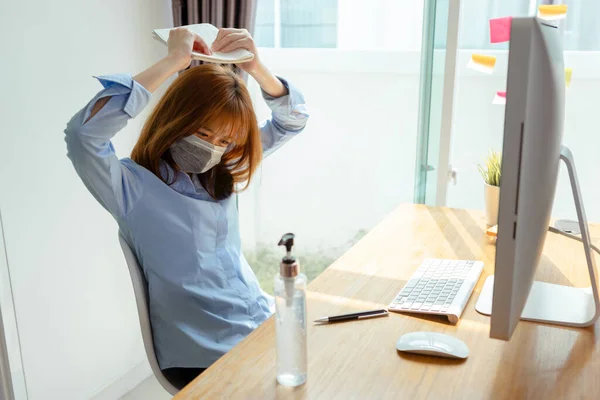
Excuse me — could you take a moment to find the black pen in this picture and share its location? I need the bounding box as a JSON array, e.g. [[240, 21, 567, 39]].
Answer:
[[314, 309, 389, 323]]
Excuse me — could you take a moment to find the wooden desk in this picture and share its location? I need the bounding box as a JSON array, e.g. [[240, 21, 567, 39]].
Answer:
[[175, 204, 600, 399]]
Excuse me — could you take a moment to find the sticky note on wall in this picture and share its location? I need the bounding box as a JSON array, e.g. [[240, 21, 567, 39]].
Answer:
[[467, 54, 497, 74], [493, 91, 507, 105], [565, 68, 572, 87], [490, 16, 512, 43], [538, 4, 568, 21]]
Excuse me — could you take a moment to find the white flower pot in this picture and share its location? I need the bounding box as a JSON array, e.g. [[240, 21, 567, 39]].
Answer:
[[484, 183, 500, 226]]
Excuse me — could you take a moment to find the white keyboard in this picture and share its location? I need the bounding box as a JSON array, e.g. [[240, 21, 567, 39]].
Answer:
[[388, 259, 484, 324]]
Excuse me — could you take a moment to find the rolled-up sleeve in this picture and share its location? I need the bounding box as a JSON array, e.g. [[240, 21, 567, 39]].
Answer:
[[64, 73, 151, 218], [259, 77, 309, 157]]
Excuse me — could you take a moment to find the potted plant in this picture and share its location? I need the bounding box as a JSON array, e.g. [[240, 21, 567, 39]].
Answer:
[[478, 151, 501, 226]]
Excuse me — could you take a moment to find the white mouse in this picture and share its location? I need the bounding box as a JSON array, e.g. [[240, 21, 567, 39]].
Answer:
[[396, 331, 469, 359]]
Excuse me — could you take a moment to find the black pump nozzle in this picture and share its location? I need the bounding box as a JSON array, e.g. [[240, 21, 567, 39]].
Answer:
[[278, 233, 294, 251], [278, 233, 295, 264]]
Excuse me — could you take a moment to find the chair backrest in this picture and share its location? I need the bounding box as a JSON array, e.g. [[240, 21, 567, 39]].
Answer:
[[118, 232, 181, 396]]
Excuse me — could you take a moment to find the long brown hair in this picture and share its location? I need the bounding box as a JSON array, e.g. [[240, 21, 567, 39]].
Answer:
[[131, 64, 262, 199]]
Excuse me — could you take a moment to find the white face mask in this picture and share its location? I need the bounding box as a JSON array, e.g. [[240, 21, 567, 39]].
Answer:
[[170, 135, 228, 174]]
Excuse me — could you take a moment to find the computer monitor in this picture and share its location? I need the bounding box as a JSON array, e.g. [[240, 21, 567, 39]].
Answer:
[[475, 17, 599, 340], [491, 17, 565, 340]]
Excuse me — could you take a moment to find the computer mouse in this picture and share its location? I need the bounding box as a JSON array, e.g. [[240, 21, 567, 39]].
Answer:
[[396, 331, 469, 359]]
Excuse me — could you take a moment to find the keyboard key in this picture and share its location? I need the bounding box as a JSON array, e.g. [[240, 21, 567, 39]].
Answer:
[[410, 303, 423, 310]]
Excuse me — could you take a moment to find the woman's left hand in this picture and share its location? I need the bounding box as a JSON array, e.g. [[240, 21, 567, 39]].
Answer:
[[211, 28, 261, 73], [212, 28, 287, 98]]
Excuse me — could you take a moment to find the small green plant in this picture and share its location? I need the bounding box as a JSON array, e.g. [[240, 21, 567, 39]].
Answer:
[[478, 150, 502, 187]]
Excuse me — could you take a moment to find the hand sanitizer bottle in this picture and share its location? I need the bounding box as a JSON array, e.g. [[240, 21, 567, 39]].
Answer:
[[274, 233, 307, 387]]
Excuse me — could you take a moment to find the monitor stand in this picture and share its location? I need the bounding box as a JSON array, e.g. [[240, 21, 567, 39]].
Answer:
[[476, 146, 600, 327]]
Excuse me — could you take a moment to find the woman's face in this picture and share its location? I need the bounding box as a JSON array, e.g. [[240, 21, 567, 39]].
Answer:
[[193, 122, 235, 148]]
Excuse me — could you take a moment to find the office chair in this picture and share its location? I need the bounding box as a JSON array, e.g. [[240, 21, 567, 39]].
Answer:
[[118, 232, 185, 396]]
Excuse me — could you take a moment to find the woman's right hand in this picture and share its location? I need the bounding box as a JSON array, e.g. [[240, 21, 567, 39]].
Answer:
[[167, 27, 212, 71]]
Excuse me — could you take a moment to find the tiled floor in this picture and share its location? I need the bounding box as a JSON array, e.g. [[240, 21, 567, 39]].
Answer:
[[120, 376, 171, 400]]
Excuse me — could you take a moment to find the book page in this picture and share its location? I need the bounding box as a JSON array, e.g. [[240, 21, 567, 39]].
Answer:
[[153, 24, 254, 64]]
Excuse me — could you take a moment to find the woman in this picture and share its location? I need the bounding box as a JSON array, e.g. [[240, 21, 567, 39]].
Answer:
[[64, 27, 308, 383]]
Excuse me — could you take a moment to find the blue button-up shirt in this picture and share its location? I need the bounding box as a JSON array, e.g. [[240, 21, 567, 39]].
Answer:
[[64, 72, 309, 369]]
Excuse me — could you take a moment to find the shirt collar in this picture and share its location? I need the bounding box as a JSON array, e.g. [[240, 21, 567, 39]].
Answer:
[[159, 161, 215, 201]]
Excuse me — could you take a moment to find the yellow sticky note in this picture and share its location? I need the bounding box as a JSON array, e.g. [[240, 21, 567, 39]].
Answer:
[[467, 54, 497, 74], [565, 68, 572, 88], [538, 4, 568, 21]]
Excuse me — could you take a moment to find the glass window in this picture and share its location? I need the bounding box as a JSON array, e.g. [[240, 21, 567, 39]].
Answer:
[[435, 0, 529, 50], [559, 0, 600, 51], [281, 0, 338, 48], [445, 0, 600, 225], [244, 0, 427, 293], [254, 0, 275, 47], [435, 1, 600, 51], [254, 0, 338, 48]]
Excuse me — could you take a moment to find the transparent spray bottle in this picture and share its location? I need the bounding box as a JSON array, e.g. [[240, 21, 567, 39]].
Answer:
[[274, 233, 307, 387]]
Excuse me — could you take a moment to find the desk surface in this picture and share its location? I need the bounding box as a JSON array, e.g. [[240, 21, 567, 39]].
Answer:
[[174, 204, 600, 400]]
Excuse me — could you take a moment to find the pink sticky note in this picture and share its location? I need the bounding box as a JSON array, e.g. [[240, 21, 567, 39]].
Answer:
[[493, 91, 507, 105], [490, 16, 513, 43]]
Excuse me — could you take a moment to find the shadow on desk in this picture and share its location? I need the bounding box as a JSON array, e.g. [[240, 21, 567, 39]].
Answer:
[[427, 207, 486, 260], [427, 206, 577, 287], [490, 314, 598, 398], [309, 268, 408, 306], [396, 350, 467, 365]]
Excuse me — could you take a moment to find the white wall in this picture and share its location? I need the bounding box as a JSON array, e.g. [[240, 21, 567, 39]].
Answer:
[[0, 1, 173, 399]]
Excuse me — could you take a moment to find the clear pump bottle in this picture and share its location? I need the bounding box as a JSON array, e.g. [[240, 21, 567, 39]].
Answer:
[[274, 233, 307, 387]]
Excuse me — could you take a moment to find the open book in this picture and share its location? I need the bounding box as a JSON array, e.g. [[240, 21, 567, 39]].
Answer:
[[152, 23, 254, 64]]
